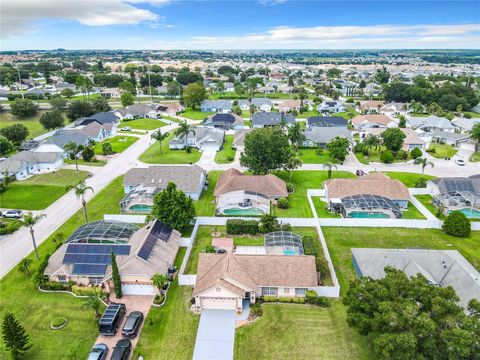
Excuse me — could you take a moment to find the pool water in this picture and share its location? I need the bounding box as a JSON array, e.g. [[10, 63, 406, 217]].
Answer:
[[222, 208, 264, 216], [347, 211, 391, 219], [453, 208, 480, 219]]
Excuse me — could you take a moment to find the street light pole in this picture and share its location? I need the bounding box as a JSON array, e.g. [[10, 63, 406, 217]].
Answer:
[[16, 66, 24, 99]]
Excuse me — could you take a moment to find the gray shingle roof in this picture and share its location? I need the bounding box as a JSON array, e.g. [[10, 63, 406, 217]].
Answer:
[[170, 127, 224, 146], [307, 116, 348, 128], [0, 151, 62, 173], [251, 98, 272, 107], [252, 112, 295, 126], [46, 130, 90, 149], [408, 116, 454, 130], [304, 127, 353, 144]]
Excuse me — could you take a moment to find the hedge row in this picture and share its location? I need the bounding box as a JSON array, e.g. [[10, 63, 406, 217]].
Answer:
[[262, 296, 305, 304], [226, 219, 259, 235], [305, 290, 330, 307], [71, 285, 106, 298]]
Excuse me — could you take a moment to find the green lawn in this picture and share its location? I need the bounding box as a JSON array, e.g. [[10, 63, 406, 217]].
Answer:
[[194, 171, 221, 216], [235, 302, 374, 360], [93, 135, 138, 155], [273, 170, 356, 218], [312, 198, 341, 218], [214, 135, 236, 164], [298, 148, 337, 164], [470, 152, 480, 162], [139, 131, 202, 164], [385, 172, 436, 187], [0, 169, 89, 210], [0, 176, 125, 360], [296, 109, 318, 119], [241, 111, 251, 119], [427, 143, 457, 158], [323, 227, 480, 291], [402, 202, 426, 219], [355, 146, 410, 164], [0, 111, 52, 139], [463, 111, 480, 118], [161, 115, 180, 123], [134, 248, 200, 360], [120, 117, 167, 130], [64, 158, 107, 167], [181, 108, 212, 120], [415, 195, 445, 220]]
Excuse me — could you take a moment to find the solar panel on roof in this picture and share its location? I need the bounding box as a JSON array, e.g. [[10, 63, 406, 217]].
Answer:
[[137, 220, 172, 260], [64, 253, 111, 264], [66, 243, 130, 255], [72, 264, 107, 275]]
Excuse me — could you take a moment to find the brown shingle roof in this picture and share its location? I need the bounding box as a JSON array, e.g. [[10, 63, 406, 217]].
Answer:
[[193, 253, 318, 296], [352, 114, 393, 126], [214, 168, 288, 198]]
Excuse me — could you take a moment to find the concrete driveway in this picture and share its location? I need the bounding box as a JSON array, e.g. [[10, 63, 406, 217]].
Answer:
[[197, 149, 217, 165], [192, 310, 236, 360], [93, 295, 152, 360]]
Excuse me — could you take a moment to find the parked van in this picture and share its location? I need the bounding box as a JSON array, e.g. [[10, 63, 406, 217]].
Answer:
[[99, 303, 126, 336]]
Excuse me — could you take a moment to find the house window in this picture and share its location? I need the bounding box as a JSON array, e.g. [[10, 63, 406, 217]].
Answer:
[[58, 276, 67, 284], [261, 287, 278, 296], [295, 288, 307, 297], [89, 277, 102, 285]]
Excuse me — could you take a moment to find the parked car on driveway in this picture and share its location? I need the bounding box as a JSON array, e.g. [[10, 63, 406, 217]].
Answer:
[[99, 303, 126, 336], [121, 311, 144, 338], [3, 210, 23, 219], [455, 158, 466, 166], [111, 339, 131, 360], [87, 343, 108, 360], [121, 126, 132, 131]]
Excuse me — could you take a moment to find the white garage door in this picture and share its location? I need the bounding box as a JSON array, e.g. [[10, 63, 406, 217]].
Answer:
[[121, 283, 155, 295], [459, 142, 475, 151], [201, 297, 237, 310]]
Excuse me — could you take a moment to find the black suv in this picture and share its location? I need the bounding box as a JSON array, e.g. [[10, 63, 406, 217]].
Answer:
[[121, 311, 144, 338], [111, 339, 131, 360], [98, 303, 126, 336]]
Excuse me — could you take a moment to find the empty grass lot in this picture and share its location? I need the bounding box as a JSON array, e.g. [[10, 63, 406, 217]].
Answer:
[[214, 135, 236, 164], [298, 148, 337, 164], [0, 177, 125, 360], [120, 117, 167, 130], [93, 135, 138, 155], [0, 169, 89, 210], [139, 131, 202, 164], [0, 111, 52, 138], [427, 143, 458, 158], [235, 302, 374, 360], [385, 172, 436, 187]]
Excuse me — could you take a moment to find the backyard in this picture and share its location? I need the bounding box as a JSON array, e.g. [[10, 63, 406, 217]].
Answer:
[[0, 111, 52, 139], [385, 172, 436, 187], [0, 169, 89, 210], [214, 135, 235, 164], [312, 198, 341, 218], [427, 142, 457, 158], [93, 135, 138, 155], [298, 148, 337, 164], [120, 117, 167, 130], [139, 131, 202, 164], [194, 171, 221, 216], [0, 176, 125, 359], [415, 195, 445, 220]]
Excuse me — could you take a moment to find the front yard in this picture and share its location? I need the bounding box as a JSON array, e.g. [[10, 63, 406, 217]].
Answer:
[[355, 146, 411, 164], [214, 135, 235, 164], [93, 135, 138, 155], [0, 169, 89, 210], [181, 108, 212, 120], [298, 148, 337, 164], [120, 117, 167, 130], [385, 172, 436, 187], [427, 142, 457, 158], [469, 152, 480, 162], [139, 131, 202, 164]]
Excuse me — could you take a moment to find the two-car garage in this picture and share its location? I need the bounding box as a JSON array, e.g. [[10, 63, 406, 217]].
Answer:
[[198, 297, 238, 310], [121, 283, 155, 296]]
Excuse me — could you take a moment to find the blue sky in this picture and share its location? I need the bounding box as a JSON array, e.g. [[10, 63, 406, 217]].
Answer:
[[1, 0, 479, 50]]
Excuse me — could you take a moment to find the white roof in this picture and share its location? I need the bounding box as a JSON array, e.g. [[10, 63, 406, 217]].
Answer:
[[34, 143, 65, 153]]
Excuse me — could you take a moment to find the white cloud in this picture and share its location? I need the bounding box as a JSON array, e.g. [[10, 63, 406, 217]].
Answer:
[[0, 0, 164, 39], [258, 0, 288, 5]]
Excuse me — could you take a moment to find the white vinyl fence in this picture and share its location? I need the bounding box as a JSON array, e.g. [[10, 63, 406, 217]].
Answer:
[[104, 214, 147, 223], [318, 218, 442, 229]]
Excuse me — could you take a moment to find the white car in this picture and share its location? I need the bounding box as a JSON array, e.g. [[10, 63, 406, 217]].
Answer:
[[455, 159, 465, 166], [121, 126, 132, 131], [3, 210, 23, 219]]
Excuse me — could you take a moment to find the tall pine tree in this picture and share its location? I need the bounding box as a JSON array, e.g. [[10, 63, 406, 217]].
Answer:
[[2, 313, 31, 359], [111, 251, 122, 299]]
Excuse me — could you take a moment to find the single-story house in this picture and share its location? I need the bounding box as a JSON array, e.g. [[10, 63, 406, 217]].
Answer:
[[213, 168, 288, 215], [251, 98, 272, 112], [452, 117, 480, 133], [121, 165, 206, 212], [238, 100, 251, 111], [193, 253, 318, 311], [408, 116, 455, 133], [19, 140, 40, 151], [45, 130, 91, 151], [303, 127, 353, 148], [99, 88, 121, 98], [277, 100, 301, 112], [33, 143, 65, 156], [351, 248, 480, 308], [357, 101, 385, 114], [351, 114, 396, 130], [154, 102, 185, 116], [306, 116, 348, 128], [44, 219, 180, 295], [115, 104, 159, 120], [317, 101, 346, 114], [252, 112, 295, 128], [169, 127, 225, 151], [380, 102, 408, 116], [0, 151, 64, 180], [324, 173, 410, 218], [77, 111, 120, 126], [203, 113, 244, 130], [232, 128, 252, 149], [431, 130, 473, 150], [363, 127, 426, 151], [224, 82, 235, 92], [73, 122, 112, 142], [200, 100, 232, 113]]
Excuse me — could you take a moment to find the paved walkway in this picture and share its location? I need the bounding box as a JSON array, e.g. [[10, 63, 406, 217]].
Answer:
[[192, 310, 236, 360]]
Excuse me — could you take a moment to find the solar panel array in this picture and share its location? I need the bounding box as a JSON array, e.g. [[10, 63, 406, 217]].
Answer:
[[138, 220, 172, 261], [213, 113, 235, 123], [72, 264, 107, 275]]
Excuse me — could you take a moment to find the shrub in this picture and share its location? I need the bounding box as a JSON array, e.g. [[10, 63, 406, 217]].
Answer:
[[33, 254, 51, 287], [204, 245, 215, 253], [380, 150, 394, 163], [185, 146, 192, 153], [302, 236, 319, 257], [42, 281, 69, 291], [262, 296, 277, 302], [443, 211, 471, 237], [82, 146, 95, 162], [315, 257, 329, 275], [286, 183, 294, 193], [362, 148, 369, 156], [0, 220, 21, 235], [71, 285, 106, 298], [415, 178, 427, 188], [250, 302, 263, 318], [277, 198, 289, 209], [226, 219, 259, 235], [315, 297, 330, 308], [153, 294, 165, 305], [315, 147, 323, 155], [410, 147, 422, 159], [280, 223, 292, 232], [465, 113, 472, 119], [227, 156, 234, 162], [51, 317, 67, 328], [305, 290, 318, 304], [101, 142, 113, 155], [426, 147, 436, 154]]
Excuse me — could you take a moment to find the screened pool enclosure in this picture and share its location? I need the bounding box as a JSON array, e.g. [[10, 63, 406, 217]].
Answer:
[[264, 231, 304, 255], [66, 220, 139, 244], [336, 194, 402, 219]]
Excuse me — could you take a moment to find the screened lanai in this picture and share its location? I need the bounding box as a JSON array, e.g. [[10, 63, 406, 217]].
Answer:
[[66, 220, 139, 244], [340, 194, 402, 219], [216, 190, 270, 216], [264, 231, 304, 255]]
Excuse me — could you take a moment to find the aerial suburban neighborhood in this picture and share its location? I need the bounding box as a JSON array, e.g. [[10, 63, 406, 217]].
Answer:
[[0, 1, 480, 360]]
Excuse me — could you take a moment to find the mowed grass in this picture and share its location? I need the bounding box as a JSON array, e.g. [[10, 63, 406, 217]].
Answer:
[[0, 169, 89, 210], [427, 142, 457, 158], [355, 146, 411, 164], [194, 171, 221, 216], [312, 198, 341, 218], [93, 135, 138, 155], [64, 158, 106, 167], [181, 108, 212, 120], [298, 148, 337, 164], [139, 131, 202, 164], [134, 248, 200, 360], [385, 172, 436, 187], [402, 202, 426, 219], [470, 152, 480, 162], [120, 117, 167, 130], [0, 111, 51, 138], [235, 302, 374, 360], [0, 177, 125, 360], [415, 195, 445, 220], [214, 135, 235, 164]]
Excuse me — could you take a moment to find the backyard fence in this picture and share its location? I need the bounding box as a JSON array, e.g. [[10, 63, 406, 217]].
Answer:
[[104, 214, 147, 223], [318, 218, 442, 229]]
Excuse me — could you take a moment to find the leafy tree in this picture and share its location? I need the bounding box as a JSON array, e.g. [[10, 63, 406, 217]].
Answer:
[[66, 181, 94, 223], [119, 80, 135, 95], [414, 157, 434, 174], [151, 130, 169, 154], [0, 135, 12, 155], [101, 142, 113, 155], [375, 66, 390, 84], [381, 128, 405, 153], [150, 182, 196, 232], [182, 83, 207, 110], [326, 68, 342, 79], [443, 211, 471, 237], [66, 100, 94, 121], [111, 251, 122, 298], [63, 141, 84, 171], [327, 136, 350, 162], [63, 70, 80, 84], [151, 273, 168, 295], [120, 92, 135, 107], [343, 267, 480, 360], [19, 212, 46, 260], [18, 258, 33, 276], [323, 162, 337, 179], [82, 295, 102, 319], [259, 213, 280, 233], [140, 74, 163, 88], [176, 70, 202, 86], [359, 80, 366, 90], [61, 88, 74, 98], [410, 147, 422, 159], [398, 115, 406, 128], [167, 80, 181, 97], [380, 150, 394, 163], [240, 127, 293, 174], [39, 110, 64, 130], [81, 146, 95, 162], [2, 312, 31, 359], [10, 99, 38, 118], [0, 124, 29, 145], [470, 122, 480, 152], [49, 96, 67, 110], [92, 97, 111, 113], [76, 76, 94, 99], [93, 74, 125, 87], [363, 134, 381, 152]]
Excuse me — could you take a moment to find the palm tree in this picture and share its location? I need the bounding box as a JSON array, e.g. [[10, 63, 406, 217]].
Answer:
[[151, 273, 168, 295], [285, 156, 302, 181], [414, 157, 434, 174], [175, 121, 195, 148], [364, 134, 381, 152], [287, 122, 305, 152], [64, 141, 84, 171], [66, 181, 94, 223], [82, 295, 102, 319], [151, 130, 169, 154], [19, 212, 46, 260], [323, 162, 337, 179], [18, 258, 33, 276]]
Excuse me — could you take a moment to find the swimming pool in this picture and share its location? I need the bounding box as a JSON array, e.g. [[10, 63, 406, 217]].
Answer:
[[347, 211, 391, 219], [222, 208, 264, 216], [452, 208, 480, 219]]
